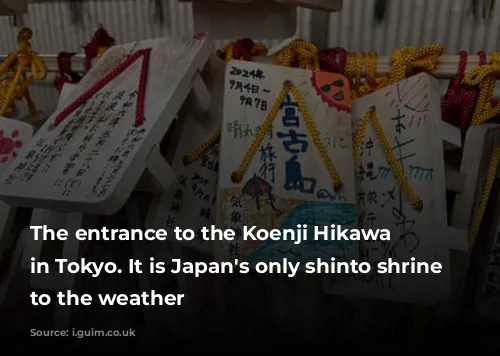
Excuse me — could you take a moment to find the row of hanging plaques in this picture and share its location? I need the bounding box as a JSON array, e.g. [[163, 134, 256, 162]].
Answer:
[[0, 34, 495, 322], [0, 38, 459, 306], [42, 34, 459, 306], [0, 35, 217, 329], [0, 50, 465, 329], [212, 62, 457, 305]]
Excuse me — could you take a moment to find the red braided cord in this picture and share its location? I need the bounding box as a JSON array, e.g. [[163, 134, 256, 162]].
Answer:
[[54, 52, 80, 93], [59, 51, 75, 74], [83, 42, 98, 72], [54, 48, 152, 127], [135, 48, 150, 126], [54, 76, 71, 93], [233, 38, 255, 61], [319, 47, 347, 73], [477, 50, 487, 65], [83, 25, 116, 72], [442, 51, 488, 159], [441, 51, 476, 135]]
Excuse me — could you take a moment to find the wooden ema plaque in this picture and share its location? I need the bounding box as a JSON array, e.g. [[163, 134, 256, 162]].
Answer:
[[0, 36, 213, 215], [0, 36, 215, 330], [323, 73, 464, 305], [215, 60, 355, 336], [461, 124, 500, 320], [0, 117, 33, 265], [216, 60, 357, 265]]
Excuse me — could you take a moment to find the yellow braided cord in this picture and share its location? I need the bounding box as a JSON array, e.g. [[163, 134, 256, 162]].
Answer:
[[389, 45, 443, 85], [275, 39, 320, 71], [96, 46, 110, 59], [462, 53, 500, 249], [353, 109, 423, 211], [188, 40, 268, 163], [344, 45, 441, 101], [345, 52, 362, 98], [468, 146, 500, 249], [232, 81, 342, 192], [365, 52, 376, 83], [231, 84, 289, 183], [361, 52, 387, 97], [0, 28, 47, 117], [345, 52, 389, 99], [0, 79, 18, 116], [183, 129, 221, 166], [251, 43, 268, 57], [0, 54, 21, 116], [463, 52, 500, 125], [222, 43, 234, 61]]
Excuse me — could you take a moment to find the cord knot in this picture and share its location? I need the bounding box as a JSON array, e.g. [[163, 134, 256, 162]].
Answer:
[[275, 39, 319, 71], [389, 44, 443, 84]]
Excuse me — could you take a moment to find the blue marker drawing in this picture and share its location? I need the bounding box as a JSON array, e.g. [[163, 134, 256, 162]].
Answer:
[[408, 165, 433, 180], [317, 188, 346, 202], [277, 129, 309, 154], [246, 201, 358, 265], [283, 155, 317, 194], [280, 94, 300, 127], [377, 166, 391, 179]]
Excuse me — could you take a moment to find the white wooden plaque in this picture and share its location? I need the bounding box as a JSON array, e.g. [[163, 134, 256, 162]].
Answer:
[[216, 60, 357, 264], [323, 73, 450, 304], [19, 83, 84, 270], [0, 37, 213, 215], [147, 55, 226, 255], [446, 124, 500, 316], [469, 124, 500, 320], [0, 117, 33, 257], [58, 83, 77, 107]]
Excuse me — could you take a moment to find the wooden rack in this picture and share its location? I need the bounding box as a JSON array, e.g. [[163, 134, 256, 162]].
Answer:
[[253, 54, 493, 79], [0, 53, 494, 82]]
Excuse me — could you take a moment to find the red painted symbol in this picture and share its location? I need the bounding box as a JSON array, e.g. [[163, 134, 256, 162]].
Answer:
[[311, 72, 351, 113], [0, 129, 22, 163]]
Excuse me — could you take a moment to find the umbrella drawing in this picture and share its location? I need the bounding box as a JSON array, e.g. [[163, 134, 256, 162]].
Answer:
[[242, 173, 282, 215]]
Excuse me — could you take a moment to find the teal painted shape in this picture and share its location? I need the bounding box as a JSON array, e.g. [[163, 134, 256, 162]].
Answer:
[[246, 201, 358, 265]]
